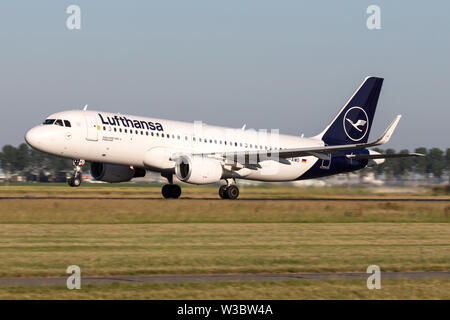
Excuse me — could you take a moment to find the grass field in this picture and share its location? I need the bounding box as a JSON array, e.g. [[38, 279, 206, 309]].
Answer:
[[0, 182, 448, 199], [1, 279, 449, 300], [0, 183, 448, 299]]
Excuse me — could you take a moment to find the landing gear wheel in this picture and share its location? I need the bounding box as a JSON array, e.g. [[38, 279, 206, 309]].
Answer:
[[171, 184, 181, 199], [226, 185, 239, 200], [68, 159, 84, 188], [68, 177, 81, 187], [162, 184, 172, 198], [162, 184, 182, 199], [219, 185, 229, 199]]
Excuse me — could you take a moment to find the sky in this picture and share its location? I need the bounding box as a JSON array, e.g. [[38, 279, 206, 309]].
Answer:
[[0, 0, 448, 150]]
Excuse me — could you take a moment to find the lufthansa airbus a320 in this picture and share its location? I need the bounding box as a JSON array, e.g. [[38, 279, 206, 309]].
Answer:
[[25, 77, 422, 199]]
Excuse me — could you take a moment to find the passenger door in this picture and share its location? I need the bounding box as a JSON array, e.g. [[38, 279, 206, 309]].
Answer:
[[84, 112, 98, 141]]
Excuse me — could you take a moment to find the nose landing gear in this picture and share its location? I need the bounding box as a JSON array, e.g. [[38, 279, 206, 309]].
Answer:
[[68, 160, 85, 187], [219, 179, 239, 200]]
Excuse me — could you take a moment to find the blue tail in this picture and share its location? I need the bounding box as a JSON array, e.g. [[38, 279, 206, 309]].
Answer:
[[318, 76, 384, 145]]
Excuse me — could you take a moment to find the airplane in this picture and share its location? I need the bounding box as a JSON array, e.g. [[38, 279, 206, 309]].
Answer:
[[25, 76, 422, 199]]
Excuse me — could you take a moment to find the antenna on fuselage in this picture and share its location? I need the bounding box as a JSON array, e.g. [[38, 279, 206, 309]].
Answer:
[[241, 124, 246, 130], [83, 104, 88, 111]]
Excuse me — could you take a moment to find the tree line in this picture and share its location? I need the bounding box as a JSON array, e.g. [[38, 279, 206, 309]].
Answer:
[[0, 143, 449, 182], [369, 147, 450, 182], [0, 143, 73, 182]]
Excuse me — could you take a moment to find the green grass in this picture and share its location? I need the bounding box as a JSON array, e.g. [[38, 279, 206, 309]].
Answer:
[[0, 199, 448, 223], [0, 184, 448, 299], [0, 183, 446, 199], [0, 279, 448, 299], [0, 223, 448, 278]]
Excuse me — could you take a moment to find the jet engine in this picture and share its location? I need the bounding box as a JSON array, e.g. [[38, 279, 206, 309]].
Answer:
[[175, 155, 223, 184], [91, 162, 146, 183]]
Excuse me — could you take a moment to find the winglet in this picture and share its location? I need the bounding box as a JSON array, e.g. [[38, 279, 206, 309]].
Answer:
[[372, 115, 401, 146]]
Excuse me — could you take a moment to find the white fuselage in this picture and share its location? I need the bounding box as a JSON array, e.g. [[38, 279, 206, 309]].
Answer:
[[26, 110, 326, 182]]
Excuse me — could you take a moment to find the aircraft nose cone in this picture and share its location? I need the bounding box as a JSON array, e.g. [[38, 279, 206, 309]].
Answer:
[[25, 127, 41, 149]]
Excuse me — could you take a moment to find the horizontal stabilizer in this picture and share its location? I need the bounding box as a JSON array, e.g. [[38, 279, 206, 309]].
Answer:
[[346, 152, 424, 160]]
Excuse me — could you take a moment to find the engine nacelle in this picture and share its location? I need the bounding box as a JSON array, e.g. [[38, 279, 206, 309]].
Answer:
[[91, 162, 146, 183], [175, 155, 223, 185]]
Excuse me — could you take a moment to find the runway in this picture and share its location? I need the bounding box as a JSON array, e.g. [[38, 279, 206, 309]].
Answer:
[[0, 272, 448, 287], [0, 196, 448, 202]]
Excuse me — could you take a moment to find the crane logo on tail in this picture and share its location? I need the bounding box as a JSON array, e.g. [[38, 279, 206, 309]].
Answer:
[[346, 118, 367, 132], [343, 106, 369, 141]]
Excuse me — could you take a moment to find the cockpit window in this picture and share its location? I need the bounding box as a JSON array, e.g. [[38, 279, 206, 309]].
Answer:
[[43, 119, 55, 125], [43, 118, 72, 127]]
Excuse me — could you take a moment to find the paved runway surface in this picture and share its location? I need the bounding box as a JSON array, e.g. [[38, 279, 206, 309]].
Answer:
[[0, 197, 449, 202], [0, 272, 448, 287]]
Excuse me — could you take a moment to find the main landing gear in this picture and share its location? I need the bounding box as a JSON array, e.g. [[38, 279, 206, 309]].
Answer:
[[68, 159, 85, 187], [162, 184, 182, 199], [219, 179, 239, 200], [161, 172, 182, 199]]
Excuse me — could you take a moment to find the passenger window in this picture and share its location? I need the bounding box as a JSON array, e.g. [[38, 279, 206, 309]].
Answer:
[[63, 120, 71, 127]]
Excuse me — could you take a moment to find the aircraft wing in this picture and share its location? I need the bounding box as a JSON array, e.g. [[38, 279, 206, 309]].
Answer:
[[193, 115, 404, 162]]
